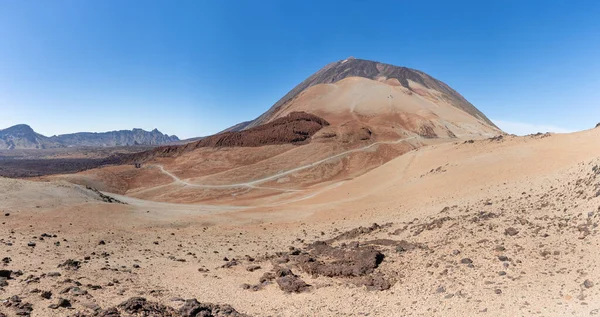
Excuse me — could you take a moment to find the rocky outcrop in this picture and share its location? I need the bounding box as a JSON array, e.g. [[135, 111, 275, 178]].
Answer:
[[0, 124, 61, 150], [195, 112, 328, 148]]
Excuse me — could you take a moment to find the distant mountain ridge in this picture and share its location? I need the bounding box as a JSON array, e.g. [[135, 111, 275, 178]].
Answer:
[[0, 124, 179, 149], [51, 128, 179, 147]]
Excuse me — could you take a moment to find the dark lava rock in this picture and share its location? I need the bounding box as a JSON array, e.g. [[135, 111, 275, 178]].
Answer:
[[117, 297, 176, 315], [90, 297, 250, 317], [0, 270, 11, 278], [504, 227, 519, 236], [584, 279, 594, 289], [298, 241, 384, 278], [27, 242, 36, 247], [259, 271, 276, 284], [276, 275, 311, 293], [257, 267, 311, 294], [86, 186, 126, 204], [179, 298, 249, 316], [498, 255, 509, 262], [221, 259, 239, 269], [329, 223, 385, 241], [58, 259, 81, 270], [264, 236, 397, 292], [57, 298, 71, 308], [40, 291, 52, 299], [4, 295, 33, 316], [460, 258, 473, 264], [193, 111, 329, 148]]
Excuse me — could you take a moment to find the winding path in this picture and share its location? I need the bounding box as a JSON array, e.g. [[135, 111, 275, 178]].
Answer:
[[151, 135, 419, 190]]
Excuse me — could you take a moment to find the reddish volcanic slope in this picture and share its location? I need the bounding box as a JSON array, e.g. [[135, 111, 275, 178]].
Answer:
[[126, 111, 329, 163]]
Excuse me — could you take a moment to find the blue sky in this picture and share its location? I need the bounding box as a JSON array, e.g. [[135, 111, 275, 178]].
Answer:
[[1, 0, 599, 138]]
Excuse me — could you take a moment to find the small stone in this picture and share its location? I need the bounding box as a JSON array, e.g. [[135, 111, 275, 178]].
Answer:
[[498, 271, 506, 276], [246, 265, 261, 272], [504, 227, 519, 236], [41, 291, 52, 299], [395, 245, 407, 253], [498, 255, 509, 261], [51, 298, 71, 309], [460, 258, 473, 264], [98, 240, 105, 245], [584, 279, 594, 289], [494, 289, 502, 294], [27, 242, 36, 247]]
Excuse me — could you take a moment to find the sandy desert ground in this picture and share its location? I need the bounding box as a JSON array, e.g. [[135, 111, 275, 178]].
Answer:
[[2, 127, 600, 316]]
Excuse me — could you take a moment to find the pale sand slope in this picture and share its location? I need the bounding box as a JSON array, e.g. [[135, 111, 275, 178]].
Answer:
[[269, 76, 500, 137], [1, 128, 600, 316]]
